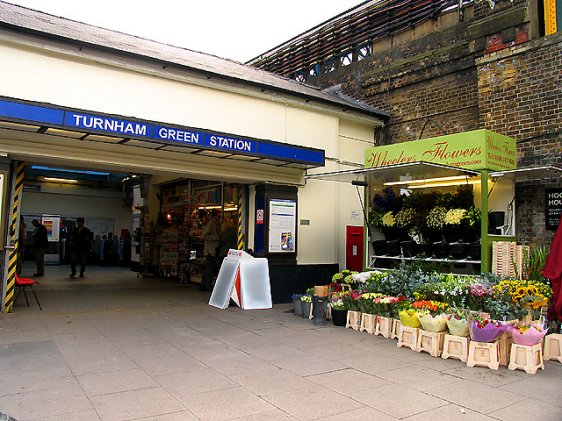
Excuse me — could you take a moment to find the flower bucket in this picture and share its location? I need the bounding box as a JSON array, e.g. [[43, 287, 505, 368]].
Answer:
[[399, 310, 422, 328], [511, 324, 548, 346], [446, 317, 469, 337], [293, 298, 303, 316], [331, 309, 347, 327], [302, 301, 312, 319], [419, 314, 447, 332], [469, 320, 509, 343]]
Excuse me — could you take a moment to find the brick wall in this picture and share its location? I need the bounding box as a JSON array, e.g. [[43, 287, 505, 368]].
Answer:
[[478, 32, 562, 243], [302, 1, 561, 245], [311, 14, 481, 145]]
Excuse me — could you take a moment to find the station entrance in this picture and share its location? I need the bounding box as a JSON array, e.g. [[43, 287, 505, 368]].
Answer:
[[2, 158, 249, 313]]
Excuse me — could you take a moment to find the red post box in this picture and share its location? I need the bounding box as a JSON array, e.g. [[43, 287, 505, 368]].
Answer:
[[346, 225, 364, 272]]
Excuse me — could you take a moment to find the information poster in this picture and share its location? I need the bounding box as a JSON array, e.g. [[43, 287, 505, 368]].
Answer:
[[268, 199, 296, 253], [545, 188, 562, 230], [41, 215, 60, 242]]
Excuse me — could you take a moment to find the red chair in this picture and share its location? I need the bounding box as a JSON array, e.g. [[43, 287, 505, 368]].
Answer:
[[15, 273, 42, 310]]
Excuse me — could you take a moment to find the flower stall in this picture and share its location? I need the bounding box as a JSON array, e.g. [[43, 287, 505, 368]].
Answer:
[[316, 265, 555, 374], [305, 129, 562, 275]]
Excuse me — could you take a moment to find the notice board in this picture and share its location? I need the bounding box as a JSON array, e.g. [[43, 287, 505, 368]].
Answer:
[[545, 188, 562, 230]]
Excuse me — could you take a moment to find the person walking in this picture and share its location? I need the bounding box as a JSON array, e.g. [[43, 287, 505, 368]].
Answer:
[[31, 219, 48, 276], [69, 217, 93, 278], [201, 210, 221, 291]]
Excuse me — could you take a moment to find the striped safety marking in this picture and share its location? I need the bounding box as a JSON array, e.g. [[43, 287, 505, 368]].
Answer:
[[237, 188, 244, 250], [544, 0, 558, 35], [4, 161, 25, 313]]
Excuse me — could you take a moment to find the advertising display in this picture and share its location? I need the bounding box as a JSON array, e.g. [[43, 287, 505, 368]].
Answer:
[[41, 215, 60, 242], [546, 188, 562, 230], [364, 129, 517, 171], [268, 199, 296, 253]]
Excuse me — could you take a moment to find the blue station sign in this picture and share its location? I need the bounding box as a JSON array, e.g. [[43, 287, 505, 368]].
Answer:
[[0, 98, 324, 166]]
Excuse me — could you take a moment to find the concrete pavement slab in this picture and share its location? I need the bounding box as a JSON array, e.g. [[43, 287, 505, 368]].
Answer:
[[76, 368, 159, 396], [154, 367, 238, 396], [402, 403, 496, 420], [177, 386, 275, 421], [89, 386, 185, 421]]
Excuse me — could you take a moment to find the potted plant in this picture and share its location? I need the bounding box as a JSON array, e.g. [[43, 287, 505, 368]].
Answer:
[[329, 292, 347, 326], [425, 206, 447, 242], [444, 208, 467, 244]]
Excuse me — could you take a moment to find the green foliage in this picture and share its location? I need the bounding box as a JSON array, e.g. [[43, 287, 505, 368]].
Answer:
[[521, 244, 549, 283], [454, 184, 475, 209]]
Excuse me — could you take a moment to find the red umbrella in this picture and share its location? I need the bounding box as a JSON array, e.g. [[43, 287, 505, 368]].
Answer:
[[544, 215, 562, 322]]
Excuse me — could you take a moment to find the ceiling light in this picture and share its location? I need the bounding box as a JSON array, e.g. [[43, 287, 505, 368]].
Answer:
[[384, 175, 475, 186], [43, 177, 79, 183], [407, 179, 481, 189]]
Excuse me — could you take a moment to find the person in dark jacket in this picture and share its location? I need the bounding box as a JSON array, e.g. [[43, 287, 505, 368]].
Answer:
[[69, 217, 93, 278], [31, 219, 48, 276]]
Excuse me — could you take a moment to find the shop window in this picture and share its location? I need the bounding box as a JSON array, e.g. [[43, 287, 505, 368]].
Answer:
[[157, 180, 243, 281]]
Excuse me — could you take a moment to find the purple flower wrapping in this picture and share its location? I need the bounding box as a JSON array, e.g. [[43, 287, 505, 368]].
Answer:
[[511, 327, 548, 346], [469, 320, 509, 343]]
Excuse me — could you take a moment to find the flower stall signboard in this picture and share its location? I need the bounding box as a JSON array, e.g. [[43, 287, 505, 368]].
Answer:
[[364, 130, 516, 171]]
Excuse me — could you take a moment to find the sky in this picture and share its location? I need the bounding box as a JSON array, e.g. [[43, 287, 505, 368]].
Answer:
[[5, 0, 367, 62]]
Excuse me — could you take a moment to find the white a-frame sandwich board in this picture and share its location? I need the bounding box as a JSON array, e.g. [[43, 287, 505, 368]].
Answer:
[[208, 249, 272, 310]]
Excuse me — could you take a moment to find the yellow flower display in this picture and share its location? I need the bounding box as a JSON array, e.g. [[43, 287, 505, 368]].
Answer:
[[493, 279, 552, 310]]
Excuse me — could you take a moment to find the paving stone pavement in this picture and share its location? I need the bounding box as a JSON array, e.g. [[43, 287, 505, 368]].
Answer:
[[1, 264, 561, 420]]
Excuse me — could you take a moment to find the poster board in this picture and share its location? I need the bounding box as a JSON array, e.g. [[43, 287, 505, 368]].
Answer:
[[546, 188, 562, 231], [268, 199, 296, 253]]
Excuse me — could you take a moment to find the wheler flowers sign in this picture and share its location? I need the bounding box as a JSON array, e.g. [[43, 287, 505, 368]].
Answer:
[[364, 130, 516, 171]]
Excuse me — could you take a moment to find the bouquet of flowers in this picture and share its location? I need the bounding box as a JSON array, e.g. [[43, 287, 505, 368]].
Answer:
[[510, 322, 548, 346], [388, 296, 408, 318], [493, 279, 552, 310], [445, 307, 471, 337], [468, 312, 510, 343], [329, 292, 346, 311], [341, 290, 362, 311], [412, 300, 449, 332], [331, 269, 353, 284], [399, 307, 422, 328], [359, 292, 382, 314], [467, 283, 491, 311], [373, 296, 394, 317], [300, 294, 312, 303]]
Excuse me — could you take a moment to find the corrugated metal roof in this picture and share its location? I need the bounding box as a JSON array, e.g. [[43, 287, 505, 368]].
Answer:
[[0, 1, 389, 120]]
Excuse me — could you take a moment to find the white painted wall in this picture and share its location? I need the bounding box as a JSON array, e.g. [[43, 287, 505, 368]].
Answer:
[[0, 35, 381, 268], [22, 183, 132, 236]]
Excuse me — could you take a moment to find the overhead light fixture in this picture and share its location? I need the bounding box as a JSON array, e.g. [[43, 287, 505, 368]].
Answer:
[[43, 177, 79, 183], [407, 178, 481, 189], [224, 206, 238, 212], [384, 175, 475, 186], [198, 205, 222, 210]]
